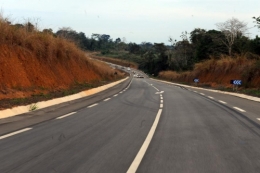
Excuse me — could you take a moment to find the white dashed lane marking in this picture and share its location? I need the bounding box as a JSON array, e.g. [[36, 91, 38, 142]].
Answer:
[[0, 128, 32, 140], [113, 94, 118, 97], [233, 107, 246, 112], [56, 112, 77, 119], [88, 103, 98, 108], [219, 100, 227, 104], [208, 96, 214, 99], [257, 118, 260, 121], [104, 98, 111, 102], [200, 93, 205, 95]]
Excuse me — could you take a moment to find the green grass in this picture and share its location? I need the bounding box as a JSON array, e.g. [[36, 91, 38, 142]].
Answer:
[[11, 98, 27, 104], [241, 89, 260, 98]]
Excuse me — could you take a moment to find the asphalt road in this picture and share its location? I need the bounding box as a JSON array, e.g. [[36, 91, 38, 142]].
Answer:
[[0, 76, 260, 173]]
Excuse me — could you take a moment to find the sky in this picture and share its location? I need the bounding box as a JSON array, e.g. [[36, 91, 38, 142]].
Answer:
[[0, 0, 259, 44]]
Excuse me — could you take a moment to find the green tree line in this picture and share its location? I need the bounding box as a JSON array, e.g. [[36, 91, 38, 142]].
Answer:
[[8, 16, 260, 76]]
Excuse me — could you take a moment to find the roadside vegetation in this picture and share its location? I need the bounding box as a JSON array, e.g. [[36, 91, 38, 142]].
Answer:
[[0, 14, 126, 109], [50, 16, 260, 96], [1, 12, 260, 110]]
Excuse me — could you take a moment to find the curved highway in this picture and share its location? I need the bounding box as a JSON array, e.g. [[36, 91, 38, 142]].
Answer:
[[0, 75, 260, 173]]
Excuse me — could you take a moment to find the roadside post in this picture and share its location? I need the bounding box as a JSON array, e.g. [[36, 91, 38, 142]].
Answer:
[[194, 78, 199, 86], [230, 80, 242, 91]]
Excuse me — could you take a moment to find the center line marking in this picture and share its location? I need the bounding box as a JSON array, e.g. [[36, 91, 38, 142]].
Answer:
[[233, 107, 246, 112], [88, 103, 98, 108], [114, 94, 118, 97], [0, 128, 32, 140], [127, 109, 162, 173], [219, 100, 227, 104], [104, 98, 111, 101], [56, 112, 77, 119]]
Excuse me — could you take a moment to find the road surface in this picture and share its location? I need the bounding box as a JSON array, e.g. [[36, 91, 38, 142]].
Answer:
[[0, 76, 260, 173]]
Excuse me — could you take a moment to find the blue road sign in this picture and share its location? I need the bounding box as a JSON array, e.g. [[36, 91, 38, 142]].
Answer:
[[194, 78, 199, 83], [230, 80, 242, 85]]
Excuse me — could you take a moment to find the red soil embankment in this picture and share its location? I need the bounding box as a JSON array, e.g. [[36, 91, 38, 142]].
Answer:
[[0, 45, 117, 100], [159, 56, 260, 88]]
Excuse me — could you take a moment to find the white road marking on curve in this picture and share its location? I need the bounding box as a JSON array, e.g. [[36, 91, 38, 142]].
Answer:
[[208, 96, 214, 99], [200, 93, 205, 95], [0, 128, 32, 140], [113, 94, 118, 97], [233, 107, 246, 112], [219, 100, 227, 104], [56, 112, 77, 119], [88, 103, 98, 108], [104, 98, 111, 102], [127, 109, 162, 173]]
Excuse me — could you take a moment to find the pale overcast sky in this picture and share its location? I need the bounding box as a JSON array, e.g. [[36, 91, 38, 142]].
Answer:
[[0, 0, 259, 44]]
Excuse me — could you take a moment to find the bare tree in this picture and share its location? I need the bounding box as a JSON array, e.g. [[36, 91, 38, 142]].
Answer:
[[216, 17, 247, 56]]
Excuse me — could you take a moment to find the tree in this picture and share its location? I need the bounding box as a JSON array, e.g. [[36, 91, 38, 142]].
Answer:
[[216, 17, 248, 56], [253, 16, 260, 29], [24, 22, 35, 32], [115, 38, 121, 44], [42, 28, 53, 35]]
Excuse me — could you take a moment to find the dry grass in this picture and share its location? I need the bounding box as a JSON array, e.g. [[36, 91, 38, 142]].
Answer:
[[159, 54, 260, 88], [0, 15, 123, 100]]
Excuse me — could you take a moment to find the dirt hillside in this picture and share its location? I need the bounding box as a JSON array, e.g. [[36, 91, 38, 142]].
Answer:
[[0, 45, 123, 100], [159, 55, 260, 89]]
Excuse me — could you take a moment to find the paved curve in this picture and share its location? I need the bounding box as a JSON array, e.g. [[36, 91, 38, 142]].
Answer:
[[0, 77, 260, 173]]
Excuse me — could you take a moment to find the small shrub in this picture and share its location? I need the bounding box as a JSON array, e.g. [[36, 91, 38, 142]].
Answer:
[[29, 103, 38, 111]]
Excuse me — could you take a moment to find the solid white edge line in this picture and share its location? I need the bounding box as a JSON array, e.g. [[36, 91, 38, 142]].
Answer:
[[233, 107, 246, 112], [127, 109, 162, 173], [88, 103, 98, 108], [104, 98, 111, 102], [219, 100, 227, 104], [56, 112, 77, 119], [0, 128, 32, 140]]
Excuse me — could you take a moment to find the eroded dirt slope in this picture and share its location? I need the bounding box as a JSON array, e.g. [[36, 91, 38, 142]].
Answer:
[[0, 45, 121, 101]]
